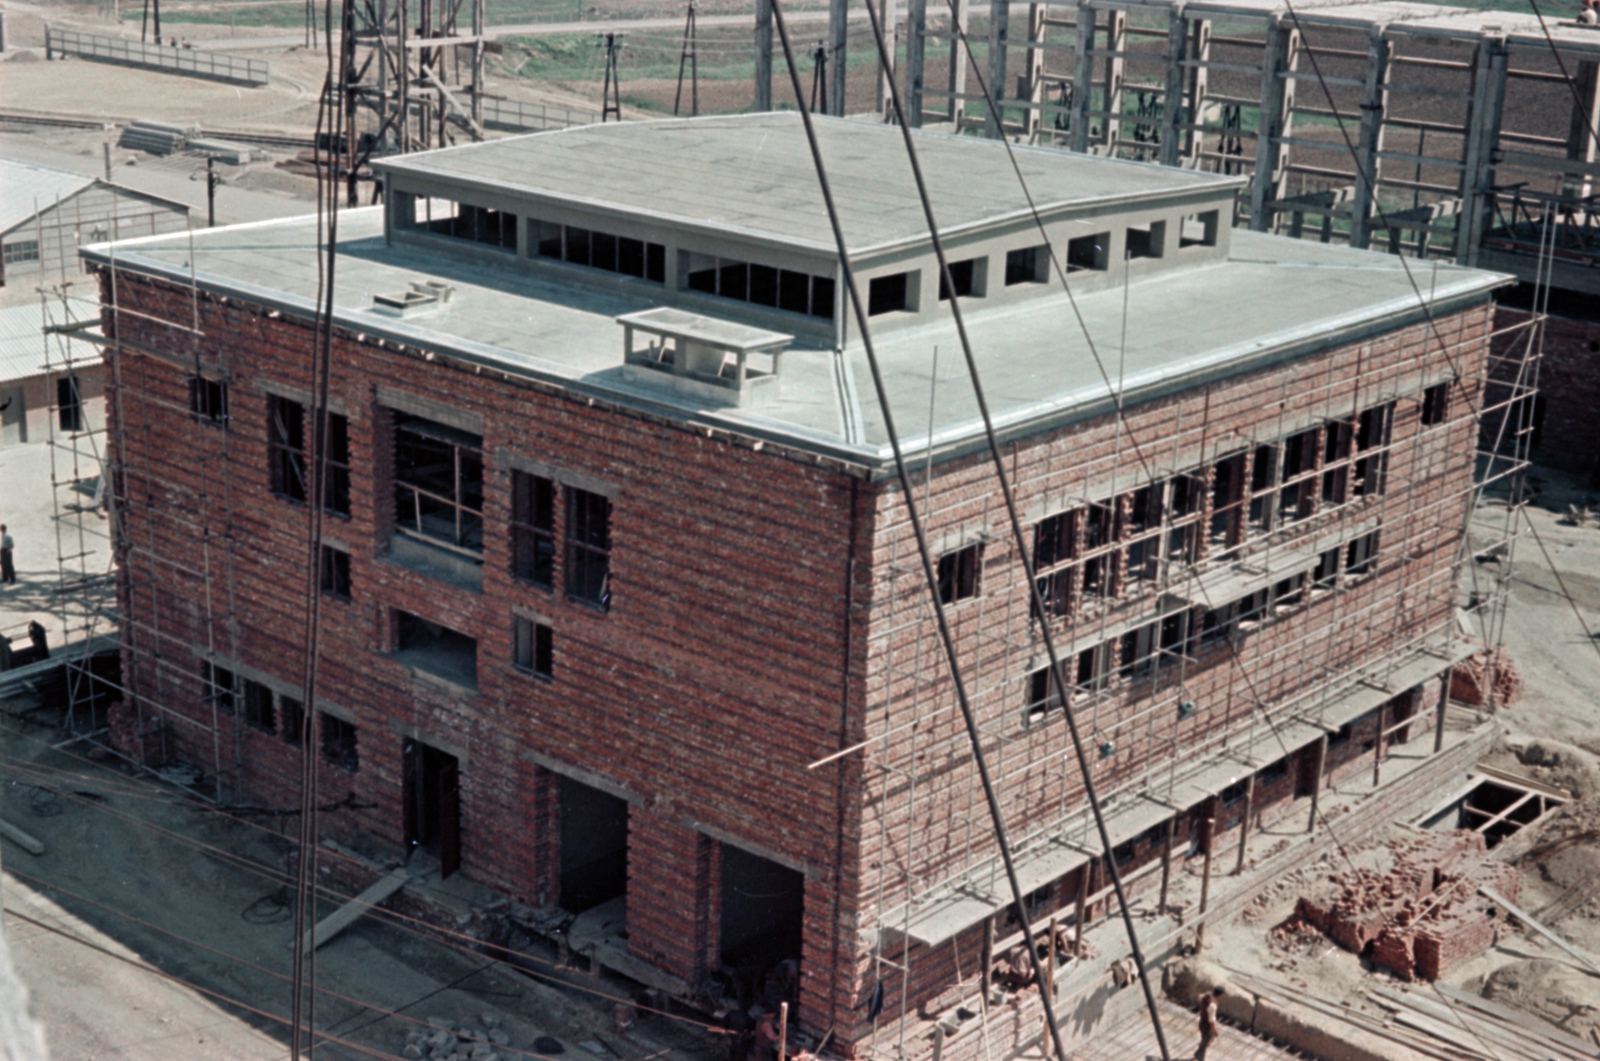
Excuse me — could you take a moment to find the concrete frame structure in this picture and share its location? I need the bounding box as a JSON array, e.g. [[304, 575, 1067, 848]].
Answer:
[[74, 115, 1526, 1060]]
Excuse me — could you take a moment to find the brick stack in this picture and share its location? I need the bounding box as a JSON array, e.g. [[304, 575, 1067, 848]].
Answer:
[[1295, 831, 1521, 981], [1450, 638, 1525, 709]]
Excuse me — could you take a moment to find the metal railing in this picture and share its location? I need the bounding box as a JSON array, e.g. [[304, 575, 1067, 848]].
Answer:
[[481, 97, 602, 133], [45, 26, 270, 87]]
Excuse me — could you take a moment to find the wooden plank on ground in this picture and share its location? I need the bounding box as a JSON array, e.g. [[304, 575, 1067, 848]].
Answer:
[[0, 818, 45, 856], [1480, 886, 1600, 976], [299, 867, 409, 952], [1434, 983, 1600, 1059]]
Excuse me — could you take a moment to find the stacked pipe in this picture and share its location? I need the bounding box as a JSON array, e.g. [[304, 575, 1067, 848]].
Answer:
[[117, 119, 199, 155]]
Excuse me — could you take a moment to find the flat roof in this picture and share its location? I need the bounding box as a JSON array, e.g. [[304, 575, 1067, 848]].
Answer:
[[372, 113, 1244, 256], [83, 202, 1508, 473]]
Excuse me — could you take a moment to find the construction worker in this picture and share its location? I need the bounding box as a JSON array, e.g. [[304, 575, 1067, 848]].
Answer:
[[1195, 986, 1224, 1061], [753, 1010, 780, 1061]]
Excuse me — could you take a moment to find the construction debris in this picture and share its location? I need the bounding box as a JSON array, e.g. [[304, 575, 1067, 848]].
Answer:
[[1296, 831, 1521, 981], [185, 137, 266, 165]]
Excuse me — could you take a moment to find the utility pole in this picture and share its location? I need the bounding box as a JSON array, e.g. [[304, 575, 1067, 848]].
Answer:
[[809, 41, 828, 114], [674, 2, 699, 117], [598, 31, 625, 122]]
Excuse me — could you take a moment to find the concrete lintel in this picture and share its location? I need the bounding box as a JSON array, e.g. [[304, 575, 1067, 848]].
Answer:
[[256, 376, 349, 416], [386, 720, 471, 768], [376, 383, 484, 435], [522, 749, 640, 806], [492, 450, 620, 500], [688, 819, 825, 881]]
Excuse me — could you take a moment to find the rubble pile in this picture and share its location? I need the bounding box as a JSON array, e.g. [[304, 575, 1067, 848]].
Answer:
[[1295, 830, 1521, 980], [401, 1013, 516, 1061]]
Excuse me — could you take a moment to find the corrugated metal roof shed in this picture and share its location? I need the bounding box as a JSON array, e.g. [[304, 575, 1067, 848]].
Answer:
[[0, 302, 101, 386], [0, 160, 96, 238]]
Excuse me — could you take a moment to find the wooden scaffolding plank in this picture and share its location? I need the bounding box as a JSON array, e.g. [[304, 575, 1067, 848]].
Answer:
[[299, 867, 410, 952]]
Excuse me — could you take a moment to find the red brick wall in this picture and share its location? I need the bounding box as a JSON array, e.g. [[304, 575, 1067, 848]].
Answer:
[[101, 270, 872, 1038], [845, 304, 1491, 1048]]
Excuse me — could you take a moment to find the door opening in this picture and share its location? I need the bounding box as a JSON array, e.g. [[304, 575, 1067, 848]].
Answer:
[[403, 739, 461, 878], [719, 844, 804, 977], [558, 776, 628, 913]]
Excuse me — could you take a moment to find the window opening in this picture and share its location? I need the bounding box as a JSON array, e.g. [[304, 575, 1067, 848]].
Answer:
[[1125, 221, 1166, 259], [1353, 403, 1393, 498], [1248, 444, 1277, 532], [566, 488, 612, 609], [1260, 758, 1290, 784], [1005, 245, 1047, 285], [190, 377, 229, 425], [323, 413, 351, 517], [393, 412, 483, 556], [320, 545, 352, 601], [280, 694, 304, 747], [937, 543, 982, 603], [268, 395, 306, 501], [868, 272, 911, 315], [1221, 779, 1248, 806], [394, 609, 479, 688], [1421, 382, 1449, 427], [2, 241, 40, 266], [682, 251, 832, 318], [1313, 547, 1341, 588], [1345, 530, 1380, 576], [1066, 232, 1109, 272], [938, 257, 984, 301], [537, 220, 664, 282], [416, 198, 517, 251], [1180, 211, 1219, 248], [513, 616, 554, 679], [1210, 452, 1244, 551], [242, 679, 274, 732], [511, 471, 556, 590], [1112, 840, 1136, 865], [202, 662, 237, 714], [57, 376, 82, 433], [322, 712, 359, 772]]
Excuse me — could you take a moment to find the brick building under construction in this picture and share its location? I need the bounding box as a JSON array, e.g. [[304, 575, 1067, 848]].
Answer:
[[83, 114, 1516, 1059]]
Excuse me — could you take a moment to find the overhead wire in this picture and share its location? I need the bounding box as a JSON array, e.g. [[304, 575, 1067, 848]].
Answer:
[[853, 1, 1172, 1055]]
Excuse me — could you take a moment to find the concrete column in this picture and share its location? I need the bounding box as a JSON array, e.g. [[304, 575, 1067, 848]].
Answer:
[[1159, 8, 1188, 167], [1433, 671, 1449, 753], [1069, 0, 1093, 152], [1023, 2, 1045, 140], [906, 0, 927, 126], [1349, 29, 1392, 249], [1184, 19, 1211, 166], [1249, 17, 1297, 231], [945, 0, 970, 125], [1100, 9, 1127, 151], [755, 0, 773, 112], [986, 0, 1010, 139], [1457, 34, 1507, 266], [1233, 774, 1255, 875], [1307, 734, 1327, 834], [874, 0, 898, 118], [1565, 59, 1600, 199], [829, 0, 849, 116]]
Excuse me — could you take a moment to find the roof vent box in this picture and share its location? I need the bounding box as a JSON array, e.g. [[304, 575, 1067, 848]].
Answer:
[[371, 280, 456, 318], [617, 307, 791, 408]]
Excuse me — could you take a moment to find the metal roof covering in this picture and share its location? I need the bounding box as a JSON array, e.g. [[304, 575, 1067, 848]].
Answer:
[[0, 160, 95, 238], [372, 113, 1244, 256], [81, 204, 1509, 472], [0, 302, 101, 385]]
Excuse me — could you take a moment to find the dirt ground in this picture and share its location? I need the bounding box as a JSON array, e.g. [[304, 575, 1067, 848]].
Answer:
[[1200, 463, 1600, 1047]]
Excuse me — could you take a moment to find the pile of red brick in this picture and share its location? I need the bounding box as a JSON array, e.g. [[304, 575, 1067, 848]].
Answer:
[[1295, 831, 1521, 980], [1450, 639, 1525, 709]]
